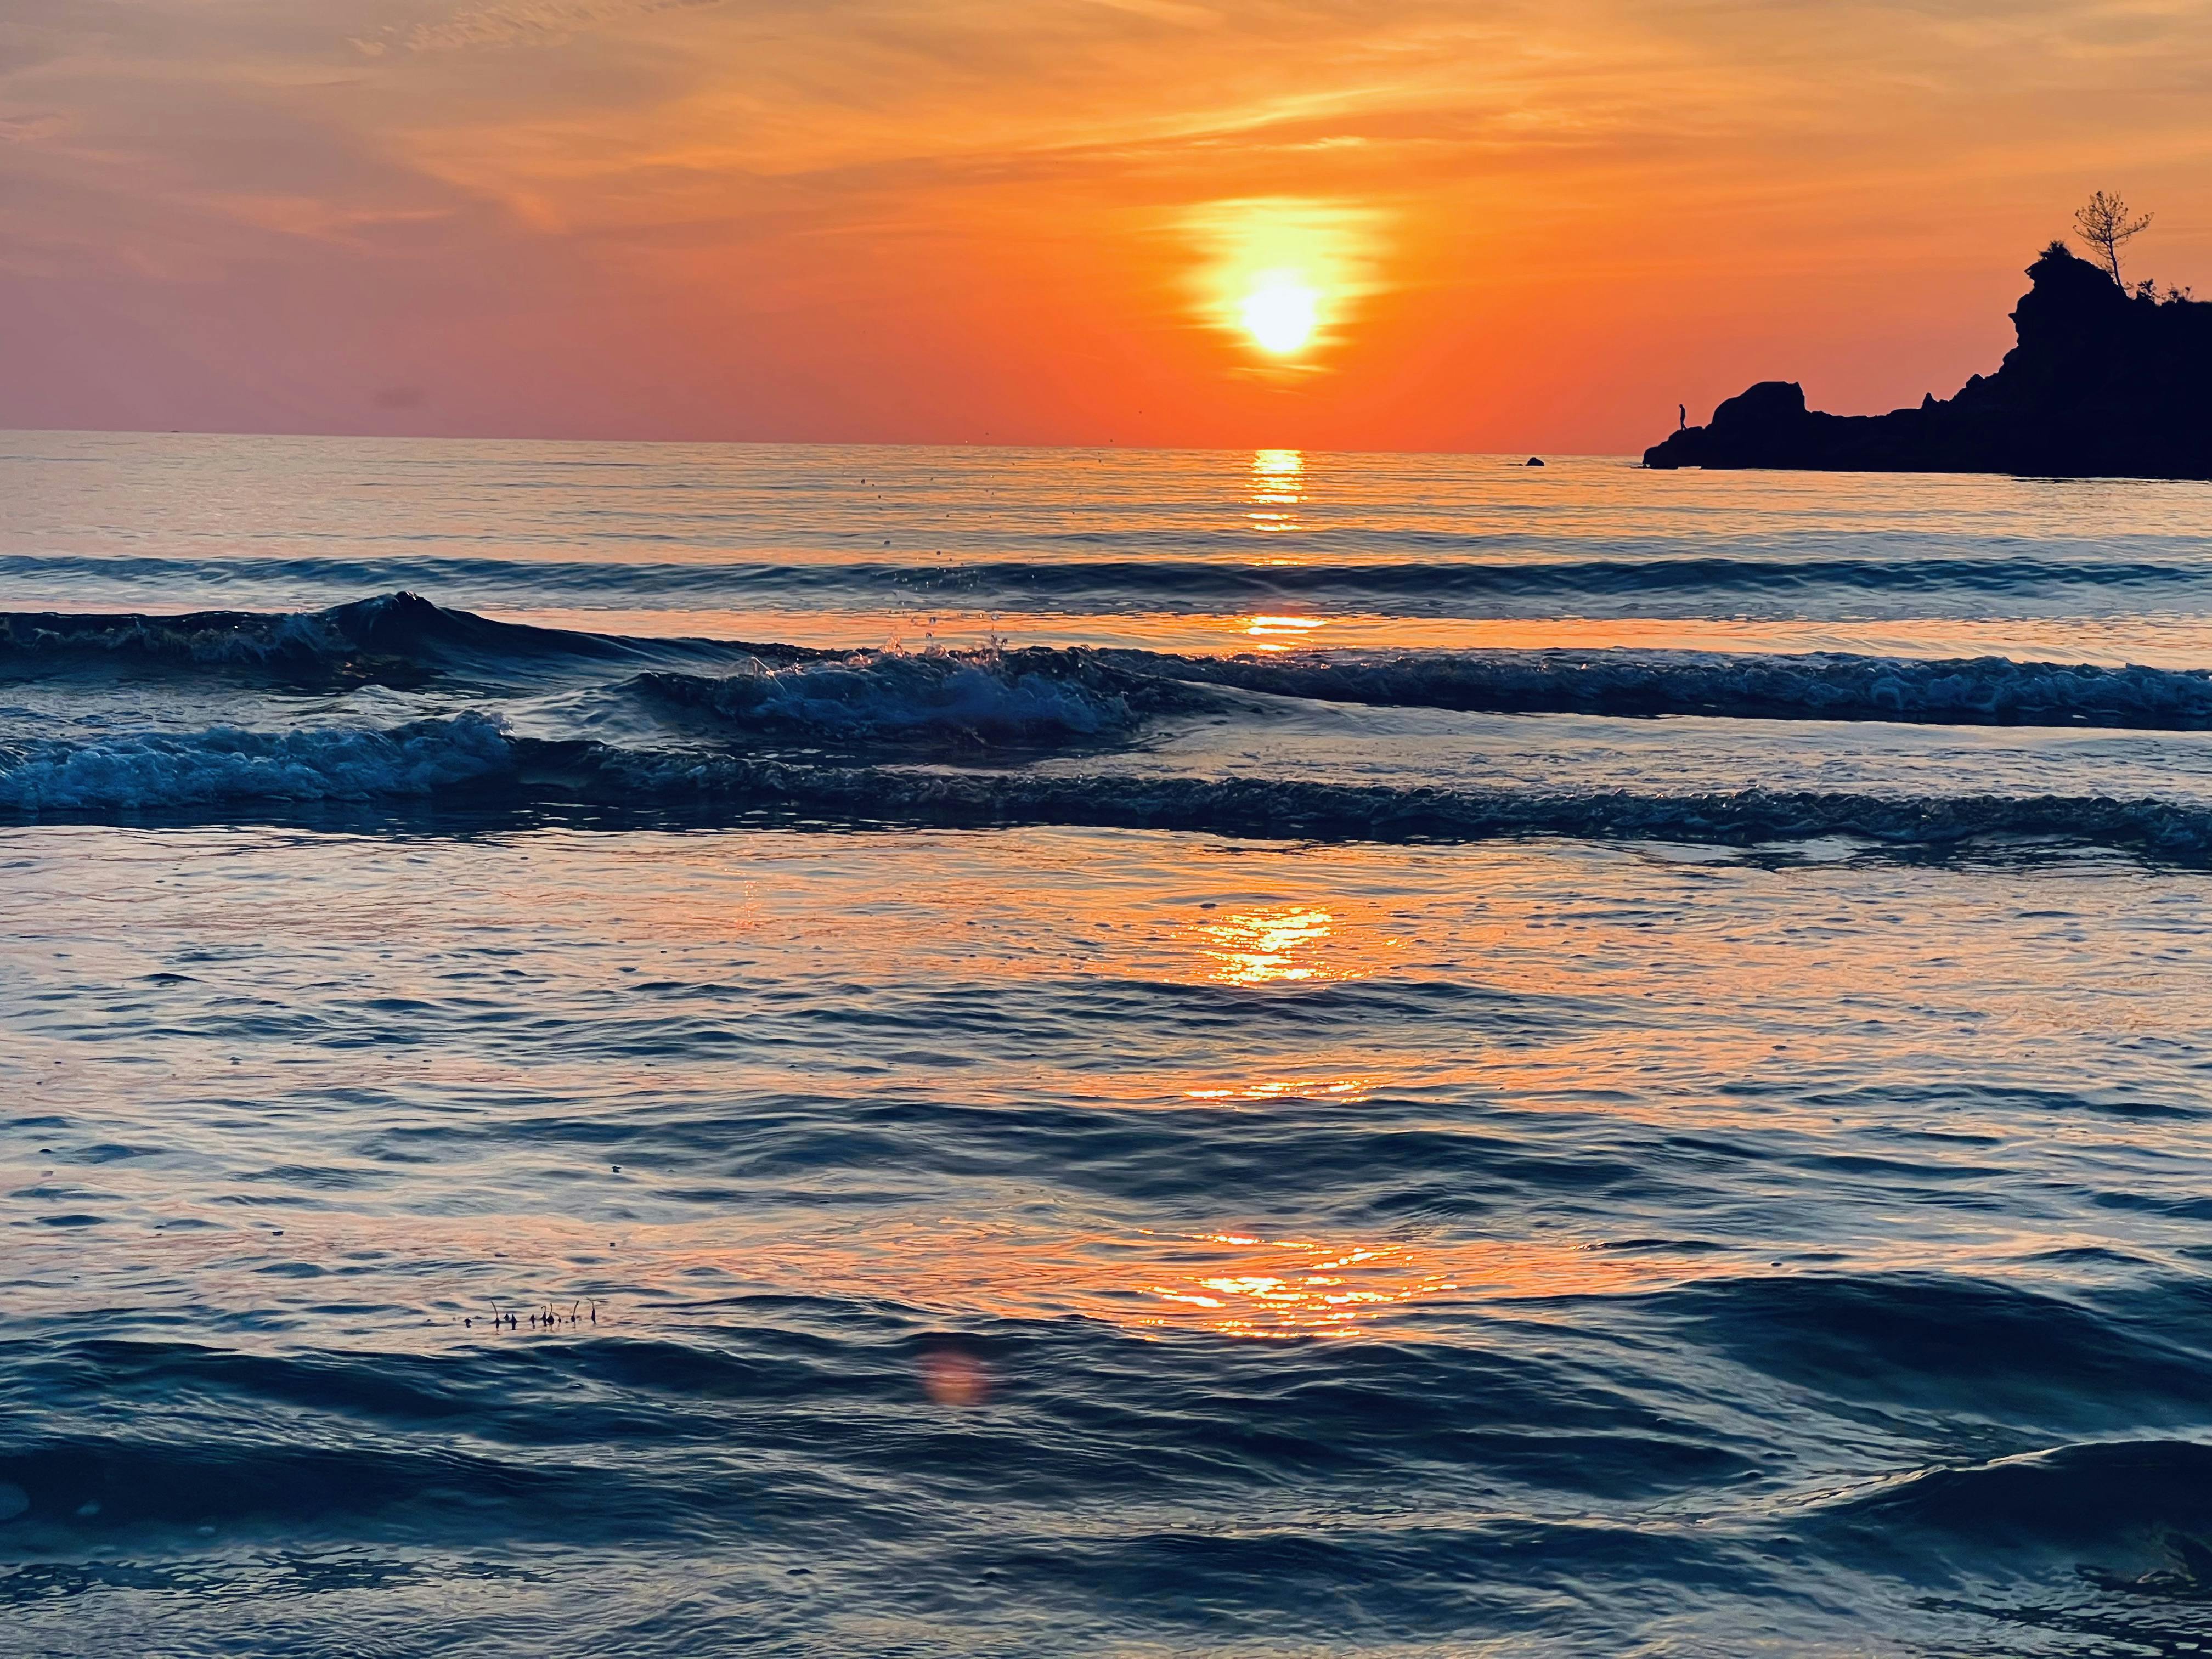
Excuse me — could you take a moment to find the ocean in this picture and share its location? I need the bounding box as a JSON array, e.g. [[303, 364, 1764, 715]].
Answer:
[[4, 431, 2212, 1656]]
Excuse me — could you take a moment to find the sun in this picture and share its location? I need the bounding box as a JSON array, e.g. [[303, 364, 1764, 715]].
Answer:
[[1184, 198, 1386, 367], [1240, 275, 1319, 354]]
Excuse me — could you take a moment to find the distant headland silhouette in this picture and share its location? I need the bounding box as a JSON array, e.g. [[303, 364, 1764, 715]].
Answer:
[[1646, 235, 2211, 481]]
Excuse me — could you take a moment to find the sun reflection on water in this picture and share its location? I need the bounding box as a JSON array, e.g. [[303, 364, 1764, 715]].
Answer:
[[1139, 1233, 1459, 1335], [1197, 904, 1342, 985], [1184, 1075, 1373, 1102], [1243, 613, 1327, 650], [1126, 1229, 1727, 1337], [10, 1202, 2047, 1350], [1246, 447, 1305, 534]]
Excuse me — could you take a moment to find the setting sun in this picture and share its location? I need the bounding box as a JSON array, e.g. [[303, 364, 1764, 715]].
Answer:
[[1240, 276, 1320, 353], [1185, 197, 1384, 369]]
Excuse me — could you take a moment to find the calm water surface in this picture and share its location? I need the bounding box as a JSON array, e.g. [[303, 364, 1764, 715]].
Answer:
[[4, 434, 2212, 1655]]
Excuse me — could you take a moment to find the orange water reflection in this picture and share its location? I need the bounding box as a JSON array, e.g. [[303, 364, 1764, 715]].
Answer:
[[1243, 613, 1327, 650], [21, 825, 2209, 1367], [1185, 1075, 1374, 1102], [34, 1210, 1727, 1344], [1246, 447, 1305, 534], [1119, 1229, 1732, 1336], [489, 605, 2212, 668], [1136, 1231, 1466, 1335], [1195, 903, 1365, 985]]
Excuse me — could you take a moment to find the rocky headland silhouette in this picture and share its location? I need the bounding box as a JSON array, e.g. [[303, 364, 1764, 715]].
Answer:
[[1645, 244, 2212, 479]]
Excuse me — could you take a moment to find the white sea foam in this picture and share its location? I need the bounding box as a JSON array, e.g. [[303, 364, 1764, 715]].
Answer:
[[0, 714, 512, 810]]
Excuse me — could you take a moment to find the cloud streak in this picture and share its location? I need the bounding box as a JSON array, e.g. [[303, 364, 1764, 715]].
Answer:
[[2, 0, 2208, 445]]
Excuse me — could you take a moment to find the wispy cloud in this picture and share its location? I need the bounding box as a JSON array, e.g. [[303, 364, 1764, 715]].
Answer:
[[2, 0, 2208, 443], [402, 0, 730, 53]]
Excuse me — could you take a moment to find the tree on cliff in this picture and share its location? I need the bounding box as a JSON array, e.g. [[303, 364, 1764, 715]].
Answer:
[[2073, 191, 2153, 287]]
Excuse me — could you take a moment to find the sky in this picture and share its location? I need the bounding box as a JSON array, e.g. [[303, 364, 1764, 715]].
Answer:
[[1, 0, 2208, 452]]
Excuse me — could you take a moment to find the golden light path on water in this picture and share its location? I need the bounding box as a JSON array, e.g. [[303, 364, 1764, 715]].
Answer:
[[7, 1195, 2163, 1345], [1194, 902, 1365, 986], [1245, 447, 1305, 533], [498, 603, 2212, 666], [12, 826, 2210, 1355], [431, 444, 2212, 665], [1, 1210, 1726, 1341]]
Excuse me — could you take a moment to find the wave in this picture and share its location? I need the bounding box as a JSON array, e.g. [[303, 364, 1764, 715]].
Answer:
[[0, 715, 512, 810], [10, 712, 2207, 861], [562, 753, 2212, 861], [1818, 1441, 2212, 1543], [1150, 647, 2212, 730], [0, 592, 804, 687], [645, 640, 2212, 736], [1806, 1439, 2212, 1600], [7, 552, 2209, 612], [884, 554, 2212, 605], [633, 654, 1165, 743], [14, 595, 2212, 736]]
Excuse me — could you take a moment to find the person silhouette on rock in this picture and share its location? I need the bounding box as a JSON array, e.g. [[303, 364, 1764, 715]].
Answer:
[[1678, 403, 1686, 431]]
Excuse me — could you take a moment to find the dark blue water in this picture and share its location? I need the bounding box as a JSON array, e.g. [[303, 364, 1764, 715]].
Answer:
[[5, 435, 2212, 1655]]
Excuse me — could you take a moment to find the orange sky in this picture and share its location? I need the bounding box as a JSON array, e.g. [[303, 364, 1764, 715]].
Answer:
[[2, 0, 2208, 450]]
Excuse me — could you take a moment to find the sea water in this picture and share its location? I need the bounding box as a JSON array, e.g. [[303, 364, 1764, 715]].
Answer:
[[3, 432, 2212, 1656]]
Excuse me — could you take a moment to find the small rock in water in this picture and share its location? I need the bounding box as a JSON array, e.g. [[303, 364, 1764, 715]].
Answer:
[[1525, 456, 1545, 466], [75, 1500, 100, 1519]]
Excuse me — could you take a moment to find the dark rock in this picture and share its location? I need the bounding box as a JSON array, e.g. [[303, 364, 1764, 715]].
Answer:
[[1525, 456, 1545, 466], [1645, 246, 2212, 478]]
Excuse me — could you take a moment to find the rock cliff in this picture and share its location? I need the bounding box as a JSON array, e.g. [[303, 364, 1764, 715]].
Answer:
[[1644, 246, 2212, 478]]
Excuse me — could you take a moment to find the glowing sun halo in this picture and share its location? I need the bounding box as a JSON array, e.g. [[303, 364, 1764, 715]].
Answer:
[[1240, 277, 1319, 354]]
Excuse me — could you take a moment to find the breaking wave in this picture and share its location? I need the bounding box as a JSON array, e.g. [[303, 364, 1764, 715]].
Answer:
[[5, 714, 2209, 862], [1155, 647, 2212, 729], [562, 753, 2212, 861], [8, 597, 2212, 855], [15, 595, 2212, 732], [0, 715, 512, 811], [0, 592, 801, 687], [633, 653, 1164, 743]]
